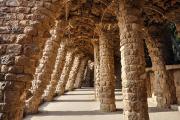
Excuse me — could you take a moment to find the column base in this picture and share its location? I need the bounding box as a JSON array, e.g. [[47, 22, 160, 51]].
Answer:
[[25, 98, 40, 114], [44, 97, 53, 102], [66, 88, 74, 91], [44, 93, 57, 102], [100, 104, 116, 112], [3, 109, 24, 120], [56, 88, 65, 95], [25, 104, 39, 115], [152, 95, 170, 108], [95, 97, 100, 101]]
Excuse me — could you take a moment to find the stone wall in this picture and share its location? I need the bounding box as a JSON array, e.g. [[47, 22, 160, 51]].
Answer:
[[0, 1, 64, 119], [146, 64, 180, 104]]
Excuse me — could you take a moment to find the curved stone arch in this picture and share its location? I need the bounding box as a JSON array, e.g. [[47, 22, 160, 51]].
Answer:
[[65, 38, 94, 57], [62, 18, 97, 37], [69, 17, 96, 27]]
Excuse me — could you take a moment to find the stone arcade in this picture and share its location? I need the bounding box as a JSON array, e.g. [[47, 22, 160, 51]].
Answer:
[[0, 0, 180, 120]]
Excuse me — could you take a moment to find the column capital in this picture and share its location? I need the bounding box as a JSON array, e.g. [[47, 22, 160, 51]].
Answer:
[[95, 23, 118, 35]]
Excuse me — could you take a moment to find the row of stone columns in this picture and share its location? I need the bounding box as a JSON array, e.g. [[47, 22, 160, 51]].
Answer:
[[45, 41, 67, 101], [66, 53, 83, 91], [26, 24, 62, 114], [74, 57, 89, 88], [55, 50, 75, 95], [90, 1, 150, 119], [25, 41, 89, 113], [92, 0, 175, 118], [55, 51, 89, 94]]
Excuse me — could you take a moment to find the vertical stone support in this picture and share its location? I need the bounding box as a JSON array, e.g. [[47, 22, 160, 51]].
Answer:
[[118, 1, 149, 120], [99, 31, 116, 112], [92, 39, 100, 100], [25, 25, 61, 114], [0, 0, 66, 119], [45, 41, 67, 101], [74, 57, 88, 88], [145, 31, 174, 107], [56, 50, 75, 95], [66, 53, 84, 91]]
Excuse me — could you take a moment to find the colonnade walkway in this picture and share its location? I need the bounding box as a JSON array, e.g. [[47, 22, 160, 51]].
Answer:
[[24, 88, 180, 120]]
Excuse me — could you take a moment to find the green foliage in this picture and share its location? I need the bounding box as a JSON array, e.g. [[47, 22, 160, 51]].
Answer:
[[176, 35, 180, 43], [165, 22, 180, 43], [165, 22, 176, 36]]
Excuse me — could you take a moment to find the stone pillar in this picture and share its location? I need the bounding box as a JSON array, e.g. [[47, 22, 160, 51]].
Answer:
[[45, 41, 67, 101], [145, 29, 174, 107], [118, 1, 149, 120], [82, 62, 94, 87], [65, 53, 83, 91], [0, 78, 27, 120], [74, 57, 88, 88], [92, 39, 100, 100], [55, 50, 75, 95], [99, 31, 116, 112], [25, 27, 61, 114]]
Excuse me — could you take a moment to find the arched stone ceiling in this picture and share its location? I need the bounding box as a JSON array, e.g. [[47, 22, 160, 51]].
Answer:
[[57, 0, 179, 58], [63, 38, 94, 59]]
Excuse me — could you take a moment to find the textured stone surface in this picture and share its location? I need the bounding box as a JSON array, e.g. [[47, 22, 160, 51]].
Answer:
[[92, 39, 100, 100], [26, 23, 62, 114], [66, 53, 84, 91], [146, 65, 180, 105], [0, 0, 179, 119], [99, 31, 116, 112], [0, 0, 64, 119], [74, 57, 88, 89], [145, 33, 176, 108], [82, 62, 94, 87], [56, 50, 75, 95], [45, 41, 67, 101], [118, 1, 149, 120]]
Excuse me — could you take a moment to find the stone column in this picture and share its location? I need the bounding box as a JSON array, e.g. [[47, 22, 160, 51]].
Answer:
[[65, 53, 83, 91], [145, 29, 174, 108], [74, 57, 88, 88], [99, 31, 116, 112], [92, 39, 100, 100], [118, 1, 149, 120], [55, 50, 75, 95], [45, 41, 67, 101], [25, 27, 61, 114]]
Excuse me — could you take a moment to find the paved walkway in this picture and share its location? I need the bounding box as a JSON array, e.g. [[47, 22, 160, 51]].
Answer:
[[24, 88, 180, 120]]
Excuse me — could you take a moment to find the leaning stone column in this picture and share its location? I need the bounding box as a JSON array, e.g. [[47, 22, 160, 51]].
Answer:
[[25, 25, 61, 114], [91, 39, 100, 100], [118, 1, 149, 120], [145, 28, 173, 108], [45, 41, 67, 101], [74, 57, 89, 88], [66, 53, 84, 91], [56, 50, 75, 95], [98, 30, 116, 112]]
